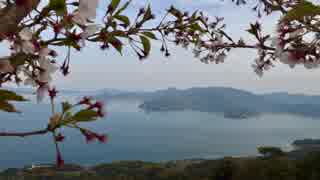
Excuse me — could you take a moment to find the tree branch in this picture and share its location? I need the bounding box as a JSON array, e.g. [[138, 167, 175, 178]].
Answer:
[[0, 0, 40, 40], [0, 128, 49, 137]]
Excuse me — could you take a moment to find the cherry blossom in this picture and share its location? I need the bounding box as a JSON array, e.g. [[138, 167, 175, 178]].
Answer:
[[72, 12, 88, 25], [280, 52, 296, 68], [22, 55, 57, 90], [72, 0, 99, 25], [288, 28, 305, 39], [79, 0, 98, 19], [38, 57, 59, 83], [80, 129, 108, 144], [18, 28, 33, 41], [56, 150, 64, 167], [48, 87, 58, 99], [24, 77, 37, 87], [304, 61, 319, 69], [23, 42, 35, 53], [49, 113, 62, 128], [252, 64, 263, 77], [216, 53, 226, 64], [15, 28, 36, 54], [0, 60, 14, 73], [36, 83, 50, 103], [55, 133, 65, 142], [88, 101, 106, 117], [270, 37, 283, 58], [80, 24, 101, 47]]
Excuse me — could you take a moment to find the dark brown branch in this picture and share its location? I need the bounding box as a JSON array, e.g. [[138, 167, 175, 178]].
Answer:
[[226, 44, 275, 51], [0, 0, 40, 40], [0, 128, 49, 137]]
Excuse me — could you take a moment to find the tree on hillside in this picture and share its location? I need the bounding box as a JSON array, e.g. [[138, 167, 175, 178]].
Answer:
[[0, 0, 318, 166], [258, 146, 285, 157]]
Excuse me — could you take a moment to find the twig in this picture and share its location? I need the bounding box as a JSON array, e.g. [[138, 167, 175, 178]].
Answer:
[[0, 129, 49, 137]]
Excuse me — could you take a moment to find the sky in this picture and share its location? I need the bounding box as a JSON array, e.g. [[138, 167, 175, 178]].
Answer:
[[23, 0, 320, 94]]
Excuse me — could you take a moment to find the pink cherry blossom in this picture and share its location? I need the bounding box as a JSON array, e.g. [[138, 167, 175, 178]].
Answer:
[[36, 83, 50, 103], [0, 60, 14, 73], [72, 0, 99, 25]]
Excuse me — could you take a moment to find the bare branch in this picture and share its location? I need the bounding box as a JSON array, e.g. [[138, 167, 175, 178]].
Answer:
[[0, 128, 49, 137]]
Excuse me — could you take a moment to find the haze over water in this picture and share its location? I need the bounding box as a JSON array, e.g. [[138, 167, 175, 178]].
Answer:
[[0, 99, 320, 169]]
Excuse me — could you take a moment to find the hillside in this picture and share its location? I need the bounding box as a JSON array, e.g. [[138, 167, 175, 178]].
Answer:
[[2, 152, 320, 180]]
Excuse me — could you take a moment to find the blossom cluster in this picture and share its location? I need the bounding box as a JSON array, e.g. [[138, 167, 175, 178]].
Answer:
[[0, 0, 100, 103], [271, 22, 319, 69]]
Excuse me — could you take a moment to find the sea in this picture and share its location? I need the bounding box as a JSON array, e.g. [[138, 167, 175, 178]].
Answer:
[[0, 99, 319, 169]]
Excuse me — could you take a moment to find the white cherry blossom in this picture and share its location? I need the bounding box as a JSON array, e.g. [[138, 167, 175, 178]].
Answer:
[[36, 83, 50, 103], [270, 37, 283, 58], [39, 48, 51, 58], [216, 53, 226, 64], [0, 59, 14, 73], [80, 24, 101, 47], [252, 64, 263, 77], [14, 28, 36, 54], [72, 0, 99, 25], [19, 28, 33, 41], [279, 52, 292, 64], [21, 41, 36, 54], [304, 61, 319, 69], [289, 28, 305, 39], [24, 77, 37, 87], [72, 12, 87, 25], [78, 0, 99, 19], [38, 56, 59, 83], [193, 49, 201, 58]]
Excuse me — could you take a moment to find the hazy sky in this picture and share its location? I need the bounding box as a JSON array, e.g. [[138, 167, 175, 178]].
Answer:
[[43, 1, 320, 94]]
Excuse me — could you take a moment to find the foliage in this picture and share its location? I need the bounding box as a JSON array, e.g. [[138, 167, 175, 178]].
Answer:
[[3, 153, 320, 180], [258, 146, 286, 157]]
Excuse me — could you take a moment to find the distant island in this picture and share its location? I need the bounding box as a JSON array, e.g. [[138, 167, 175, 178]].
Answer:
[[10, 86, 320, 119], [292, 139, 320, 149], [96, 87, 320, 119]]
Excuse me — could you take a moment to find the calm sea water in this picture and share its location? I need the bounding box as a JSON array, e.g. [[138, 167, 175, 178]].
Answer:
[[0, 99, 320, 169]]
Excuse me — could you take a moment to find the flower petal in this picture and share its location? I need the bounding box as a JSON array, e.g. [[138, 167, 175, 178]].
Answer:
[[19, 28, 33, 41]]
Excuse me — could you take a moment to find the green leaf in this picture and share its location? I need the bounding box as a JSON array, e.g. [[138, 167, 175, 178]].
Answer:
[[190, 10, 198, 21], [168, 6, 183, 18], [73, 109, 98, 122], [111, 30, 127, 37], [108, 36, 123, 54], [64, 39, 81, 51], [0, 90, 27, 102], [0, 101, 19, 113], [61, 111, 73, 125], [140, 35, 151, 57], [142, 5, 153, 22], [115, 0, 132, 15], [48, 0, 67, 16], [141, 32, 157, 40], [62, 102, 72, 112], [189, 23, 205, 33], [114, 15, 130, 27], [284, 1, 320, 21], [110, 0, 121, 13]]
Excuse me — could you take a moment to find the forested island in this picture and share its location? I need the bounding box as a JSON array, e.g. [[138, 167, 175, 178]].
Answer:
[[97, 87, 320, 119]]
